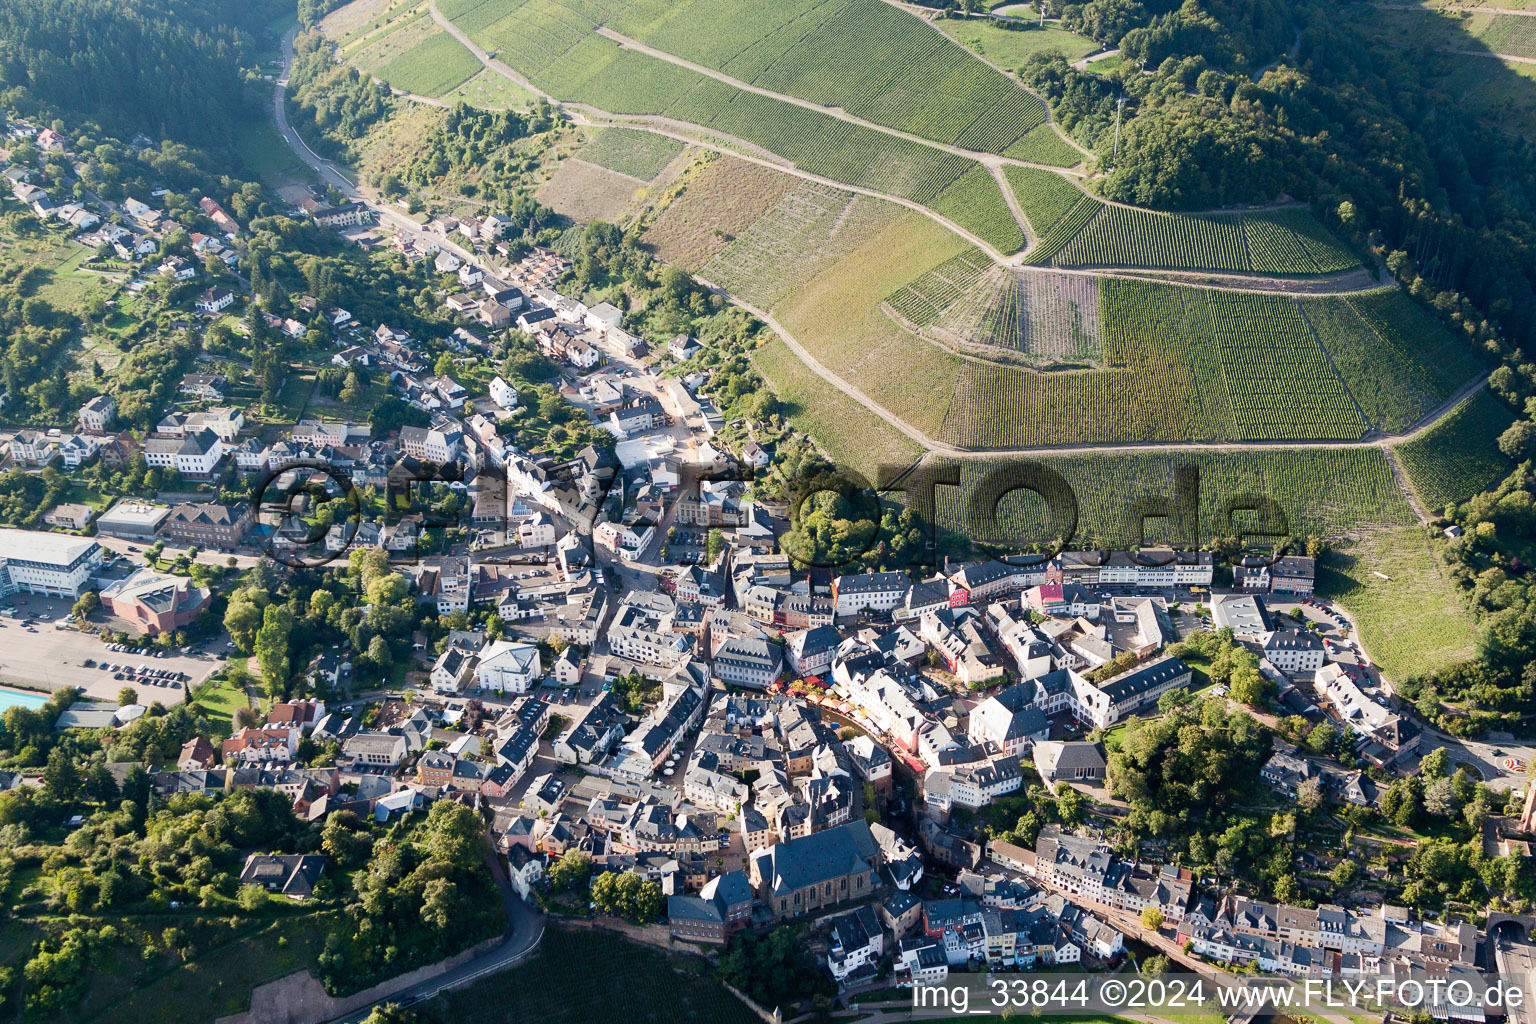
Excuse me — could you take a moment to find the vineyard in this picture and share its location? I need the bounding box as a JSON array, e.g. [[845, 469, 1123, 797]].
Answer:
[[441, 0, 1062, 157], [1394, 388, 1517, 515], [641, 157, 801, 270], [436, 0, 1079, 244], [750, 336, 924, 480], [884, 253, 1102, 365], [700, 187, 902, 310], [1001, 165, 1085, 238], [1319, 528, 1480, 683], [576, 128, 685, 181], [1019, 195, 1099, 264], [1028, 203, 1360, 275], [604, 0, 1051, 154], [933, 449, 1418, 552], [1002, 123, 1085, 167], [1345, 289, 1486, 405], [927, 167, 1024, 254], [375, 31, 483, 97]]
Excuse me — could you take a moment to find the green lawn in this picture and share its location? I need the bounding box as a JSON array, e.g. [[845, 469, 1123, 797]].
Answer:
[[937, 15, 1099, 71], [235, 119, 318, 190], [1319, 527, 1480, 685], [190, 676, 252, 737]]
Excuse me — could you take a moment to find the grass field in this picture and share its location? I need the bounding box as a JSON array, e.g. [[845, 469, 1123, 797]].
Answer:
[[937, 14, 1099, 69], [578, 128, 686, 181], [643, 156, 803, 269], [342, 9, 436, 71], [776, 211, 967, 439], [752, 335, 925, 479], [1320, 527, 1481, 684], [417, 926, 761, 1024], [537, 158, 645, 224], [1395, 388, 1516, 515], [375, 30, 482, 97], [439, 68, 536, 109]]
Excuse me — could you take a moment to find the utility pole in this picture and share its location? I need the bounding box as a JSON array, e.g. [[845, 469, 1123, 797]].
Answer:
[[1113, 96, 1126, 161]]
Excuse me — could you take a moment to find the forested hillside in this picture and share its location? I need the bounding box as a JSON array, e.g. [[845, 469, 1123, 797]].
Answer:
[[1026, 0, 1536, 352], [0, 0, 287, 141]]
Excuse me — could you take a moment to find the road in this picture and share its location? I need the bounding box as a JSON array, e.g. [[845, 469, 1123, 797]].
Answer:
[[273, 27, 477, 267], [329, 849, 545, 1023]]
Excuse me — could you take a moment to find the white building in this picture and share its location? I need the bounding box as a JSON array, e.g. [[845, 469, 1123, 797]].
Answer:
[[475, 640, 542, 694], [0, 530, 104, 597], [489, 375, 519, 409]]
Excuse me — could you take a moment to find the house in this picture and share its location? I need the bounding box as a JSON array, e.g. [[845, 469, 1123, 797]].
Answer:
[[163, 501, 251, 549], [968, 685, 1050, 758], [398, 424, 462, 463], [143, 428, 224, 478], [1033, 741, 1107, 786], [826, 905, 884, 984], [178, 736, 217, 770], [179, 373, 227, 401], [78, 394, 116, 432], [43, 503, 95, 531], [475, 640, 542, 694], [221, 726, 299, 764], [832, 571, 908, 616], [490, 375, 519, 409], [311, 203, 372, 228], [584, 302, 622, 333], [1263, 629, 1327, 674], [668, 871, 755, 944], [668, 334, 701, 360], [195, 286, 235, 314], [239, 854, 326, 899], [9, 430, 57, 466], [342, 732, 408, 768], [713, 636, 783, 689]]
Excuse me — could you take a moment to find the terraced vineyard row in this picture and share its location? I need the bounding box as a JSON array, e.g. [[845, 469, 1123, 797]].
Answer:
[[1204, 290, 1364, 439], [1346, 289, 1486, 401], [1034, 203, 1359, 275], [701, 186, 902, 310], [1395, 388, 1517, 514], [935, 449, 1417, 551], [602, 0, 1049, 154], [577, 128, 685, 180], [884, 249, 993, 327], [1001, 165, 1085, 237], [1020, 196, 1101, 264], [928, 167, 1024, 254]]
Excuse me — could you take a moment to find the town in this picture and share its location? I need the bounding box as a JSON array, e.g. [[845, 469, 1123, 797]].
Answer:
[[0, 36, 1531, 1024]]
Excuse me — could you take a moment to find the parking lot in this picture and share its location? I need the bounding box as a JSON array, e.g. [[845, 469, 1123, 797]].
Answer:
[[0, 610, 223, 702]]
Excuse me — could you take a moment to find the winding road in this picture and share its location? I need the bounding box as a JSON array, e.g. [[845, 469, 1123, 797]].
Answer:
[[281, 8, 1490, 472]]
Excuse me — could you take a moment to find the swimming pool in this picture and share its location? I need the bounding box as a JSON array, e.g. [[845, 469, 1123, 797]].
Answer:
[[0, 687, 48, 712]]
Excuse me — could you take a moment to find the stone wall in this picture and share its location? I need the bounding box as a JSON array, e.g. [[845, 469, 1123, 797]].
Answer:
[[214, 935, 502, 1024]]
